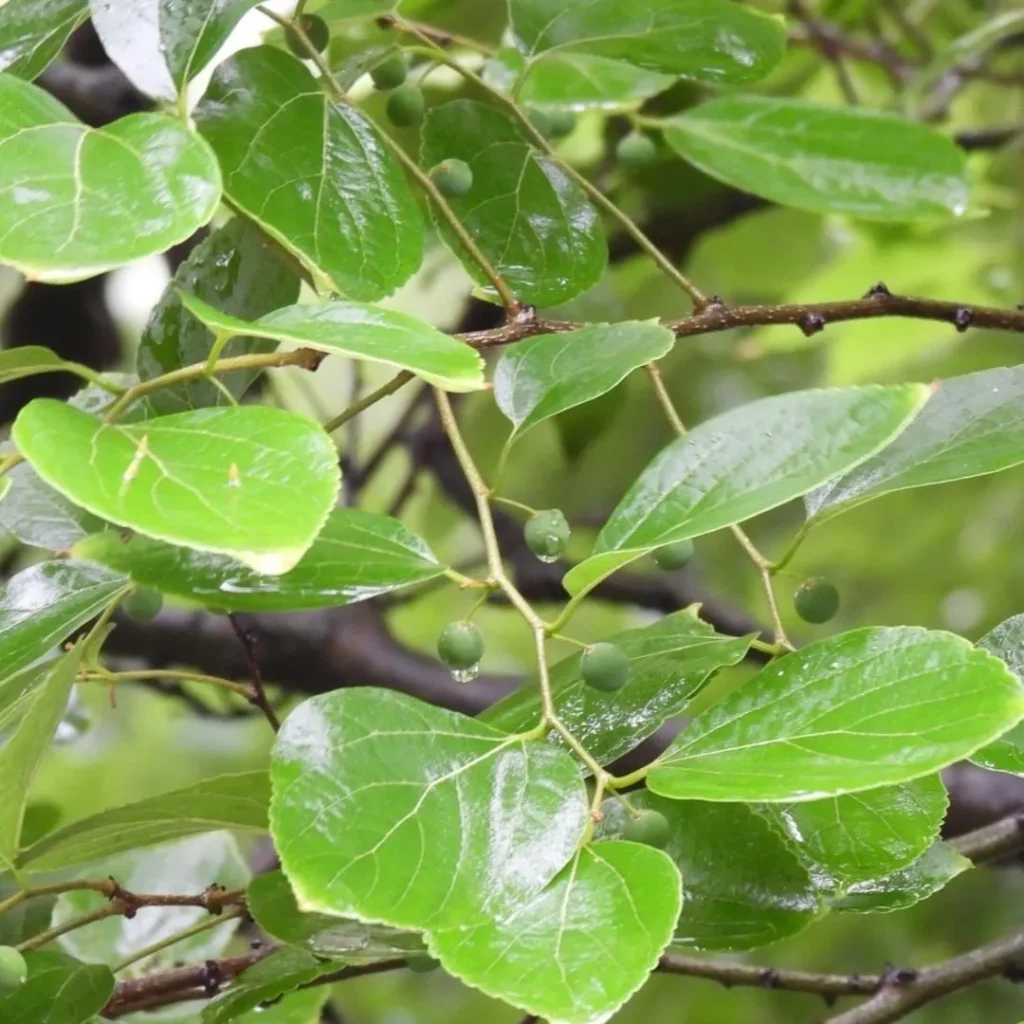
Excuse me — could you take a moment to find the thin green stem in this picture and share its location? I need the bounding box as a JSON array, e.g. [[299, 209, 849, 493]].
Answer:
[[378, 14, 496, 56], [112, 908, 244, 974], [462, 589, 492, 622], [645, 363, 686, 435], [607, 764, 650, 790], [0, 880, 113, 919], [549, 632, 589, 650], [0, 452, 24, 478], [18, 903, 120, 952], [203, 331, 234, 377], [491, 495, 538, 517], [63, 362, 127, 394], [324, 371, 413, 433], [770, 519, 816, 575], [80, 669, 255, 700], [442, 567, 484, 588]]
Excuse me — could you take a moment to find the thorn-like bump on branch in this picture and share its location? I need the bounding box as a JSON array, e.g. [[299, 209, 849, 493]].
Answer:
[[865, 281, 892, 299], [953, 307, 974, 332], [799, 312, 827, 336]]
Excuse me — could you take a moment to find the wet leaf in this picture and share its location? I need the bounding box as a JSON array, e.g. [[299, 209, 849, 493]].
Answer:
[[0, 0, 88, 80], [0, 951, 112, 1024], [0, 462, 105, 551], [971, 615, 1024, 776]]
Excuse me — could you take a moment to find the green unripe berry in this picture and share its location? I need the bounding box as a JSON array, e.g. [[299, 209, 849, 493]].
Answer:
[[793, 576, 839, 624], [407, 955, 440, 973], [653, 539, 694, 571], [437, 621, 484, 670], [429, 159, 474, 198], [623, 809, 670, 849], [0, 947, 27, 992], [370, 52, 408, 90], [580, 642, 630, 693], [386, 86, 425, 127], [616, 131, 658, 169], [286, 14, 330, 57], [123, 587, 163, 622], [546, 108, 577, 138], [524, 508, 570, 562]]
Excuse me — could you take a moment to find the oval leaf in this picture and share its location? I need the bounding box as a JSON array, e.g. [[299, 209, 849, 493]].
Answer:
[[971, 615, 1024, 776], [661, 97, 968, 220], [0, 462, 105, 551], [0, 346, 74, 383], [13, 401, 340, 575], [647, 627, 1024, 803], [421, 100, 606, 307], [0, 75, 220, 282], [0, 951, 113, 1024], [194, 45, 424, 300], [0, 0, 88, 80], [270, 689, 589, 931]]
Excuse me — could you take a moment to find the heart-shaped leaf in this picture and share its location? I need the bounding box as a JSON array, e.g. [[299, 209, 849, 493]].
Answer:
[[13, 400, 340, 575], [660, 97, 968, 220], [564, 384, 928, 597], [0, 0, 89, 80], [421, 100, 606, 307], [647, 627, 1024, 803], [971, 615, 1024, 776], [194, 46, 424, 300], [0, 951, 113, 1024], [270, 689, 589, 931], [429, 841, 681, 1024], [0, 74, 220, 282], [180, 293, 485, 393]]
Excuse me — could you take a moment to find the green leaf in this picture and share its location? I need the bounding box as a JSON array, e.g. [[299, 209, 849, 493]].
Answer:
[[971, 615, 1024, 776], [179, 293, 485, 393], [17, 770, 269, 872], [647, 627, 1024, 803], [53, 833, 249, 969], [0, 347, 74, 384], [421, 100, 606, 306], [13, 401, 340, 576], [0, 74, 220, 282], [768, 776, 948, 890], [0, 879, 55, 945], [0, 647, 83, 870], [194, 46, 423, 300], [0, 951, 113, 1024], [0, 462, 105, 551], [509, 0, 786, 84], [833, 842, 970, 914], [494, 321, 674, 442], [137, 219, 301, 415], [808, 366, 1024, 523], [483, 608, 752, 766], [628, 793, 820, 950], [0, 0, 89, 80], [564, 384, 928, 597], [73, 507, 444, 613], [429, 841, 681, 1024], [0, 663, 57, 739], [660, 97, 968, 221], [270, 689, 588, 931]]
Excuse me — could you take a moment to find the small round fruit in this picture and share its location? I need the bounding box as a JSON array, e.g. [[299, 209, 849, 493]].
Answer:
[[623, 808, 670, 849], [616, 131, 658, 169], [386, 85, 425, 127], [580, 642, 630, 693], [437, 620, 485, 670], [524, 508, 570, 561], [123, 587, 163, 622], [546, 108, 577, 138], [526, 107, 554, 138], [653, 539, 694, 571], [0, 946, 27, 992], [793, 576, 839, 624], [370, 52, 408, 90], [429, 159, 474, 197], [286, 14, 330, 57], [407, 955, 440, 974]]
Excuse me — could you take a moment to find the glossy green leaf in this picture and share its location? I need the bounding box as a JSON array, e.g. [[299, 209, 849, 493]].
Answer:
[[194, 45, 423, 300], [494, 321, 674, 442], [565, 384, 928, 597], [13, 401, 340, 576], [179, 293, 485, 392], [53, 833, 249, 968], [627, 793, 820, 950], [833, 842, 970, 914], [0, 346, 73, 383], [660, 97, 968, 221], [270, 689, 588, 931], [0, 662, 54, 735], [0, 0, 88, 79], [768, 775, 948, 890], [17, 770, 269, 872], [74, 507, 443, 613], [483, 608, 752, 766], [0, 951, 113, 1024], [0, 75, 220, 282], [0, 880, 55, 945], [509, 0, 786, 84], [647, 627, 1024, 803], [137, 218, 301, 415], [0, 647, 83, 870], [0, 462, 105, 551], [421, 100, 606, 306], [971, 615, 1024, 776], [429, 841, 680, 1024], [808, 366, 1024, 523]]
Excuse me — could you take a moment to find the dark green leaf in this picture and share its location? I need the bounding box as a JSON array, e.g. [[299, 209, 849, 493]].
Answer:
[[270, 689, 588, 931], [972, 615, 1024, 776], [660, 97, 968, 221], [137, 218, 301, 415], [0, 462, 105, 551], [421, 100, 606, 306], [0, 880, 55, 946], [647, 627, 1024, 803], [14, 401, 340, 576], [0, 0, 89, 80], [0, 75, 220, 282], [194, 46, 423, 300], [0, 951, 113, 1024]]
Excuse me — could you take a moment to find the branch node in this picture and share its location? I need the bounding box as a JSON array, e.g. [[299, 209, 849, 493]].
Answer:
[[759, 967, 782, 989], [953, 307, 974, 332], [705, 294, 727, 311], [865, 281, 892, 299], [202, 960, 223, 996], [800, 312, 827, 336], [511, 303, 537, 326]]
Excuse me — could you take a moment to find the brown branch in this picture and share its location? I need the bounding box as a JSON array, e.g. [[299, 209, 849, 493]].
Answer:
[[227, 614, 280, 731], [789, 0, 861, 104], [949, 812, 1024, 863]]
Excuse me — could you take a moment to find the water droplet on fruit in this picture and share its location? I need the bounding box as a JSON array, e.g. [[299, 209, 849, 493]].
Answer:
[[452, 664, 479, 683], [536, 553, 558, 564]]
